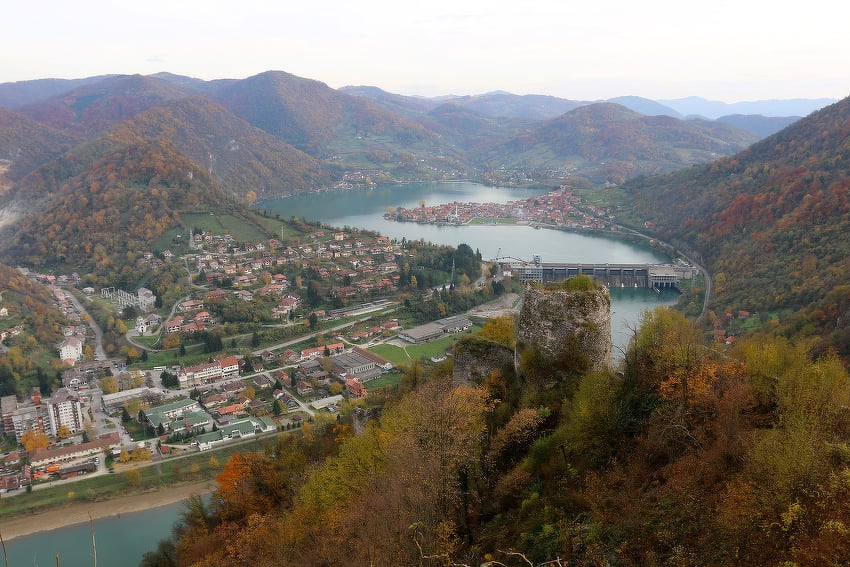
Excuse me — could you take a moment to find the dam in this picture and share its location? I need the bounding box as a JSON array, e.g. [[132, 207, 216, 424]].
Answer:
[[507, 259, 696, 290]]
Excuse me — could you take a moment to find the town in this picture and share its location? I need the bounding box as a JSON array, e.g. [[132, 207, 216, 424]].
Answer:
[[385, 186, 616, 231], [0, 215, 502, 495]]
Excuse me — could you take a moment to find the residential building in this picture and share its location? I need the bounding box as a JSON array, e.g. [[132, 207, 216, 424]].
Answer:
[[300, 342, 345, 361], [46, 388, 84, 436], [58, 337, 84, 363], [137, 287, 156, 312], [28, 433, 121, 467]]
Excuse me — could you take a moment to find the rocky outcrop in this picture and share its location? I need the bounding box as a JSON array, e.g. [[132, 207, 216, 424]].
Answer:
[[452, 336, 515, 386], [515, 280, 613, 372]]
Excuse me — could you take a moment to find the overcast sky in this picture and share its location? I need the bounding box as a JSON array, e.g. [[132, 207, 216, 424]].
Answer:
[[4, 0, 847, 102]]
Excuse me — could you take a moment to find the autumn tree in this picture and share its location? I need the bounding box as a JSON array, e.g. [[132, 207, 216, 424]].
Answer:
[[100, 375, 118, 394], [214, 442, 305, 522], [131, 446, 152, 462], [162, 333, 181, 349], [20, 428, 49, 451], [478, 314, 516, 348], [125, 468, 141, 487]]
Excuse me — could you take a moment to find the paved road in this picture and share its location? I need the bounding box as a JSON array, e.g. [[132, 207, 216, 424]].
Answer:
[[60, 287, 106, 361], [251, 305, 398, 357]]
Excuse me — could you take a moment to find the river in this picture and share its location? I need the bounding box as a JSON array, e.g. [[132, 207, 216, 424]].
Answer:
[[259, 181, 679, 354], [3, 500, 184, 567]]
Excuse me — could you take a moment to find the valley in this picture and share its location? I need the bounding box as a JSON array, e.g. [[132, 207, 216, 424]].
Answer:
[[0, 69, 848, 566]]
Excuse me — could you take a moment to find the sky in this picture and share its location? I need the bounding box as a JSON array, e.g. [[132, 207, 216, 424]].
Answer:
[[3, 0, 848, 102]]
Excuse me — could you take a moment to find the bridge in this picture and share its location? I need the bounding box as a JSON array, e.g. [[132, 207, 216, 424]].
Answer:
[[506, 260, 697, 291]]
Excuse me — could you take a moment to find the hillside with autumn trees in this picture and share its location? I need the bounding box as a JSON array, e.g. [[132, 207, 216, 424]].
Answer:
[[13, 74, 189, 139], [5, 140, 233, 281], [15, 95, 336, 202], [138, 303, 850, 566], [0, 263, 65, 398], [620, 94, 850, 359], [477, 103, 757, 184], [0, 109, 76, 184]]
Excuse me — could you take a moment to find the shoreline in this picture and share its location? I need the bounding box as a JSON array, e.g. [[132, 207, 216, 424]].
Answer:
[[0, 480, 216, 542]]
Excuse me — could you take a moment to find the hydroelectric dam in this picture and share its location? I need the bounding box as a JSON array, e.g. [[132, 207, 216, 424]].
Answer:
[[504, 258, 697, 291]]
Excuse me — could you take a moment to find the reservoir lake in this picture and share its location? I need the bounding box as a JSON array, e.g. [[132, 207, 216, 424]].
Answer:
[[260, 181, 679, 353]]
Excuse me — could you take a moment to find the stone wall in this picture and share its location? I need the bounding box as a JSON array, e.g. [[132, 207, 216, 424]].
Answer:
[[515, 281, 613, 373]]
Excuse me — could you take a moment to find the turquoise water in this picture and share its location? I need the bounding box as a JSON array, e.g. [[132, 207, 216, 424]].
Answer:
[[3, 501, 184, 567], [260, 181, 679, 353], [261, 181, 656, 263]]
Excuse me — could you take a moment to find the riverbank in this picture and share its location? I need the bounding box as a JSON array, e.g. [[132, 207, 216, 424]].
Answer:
[[0, 480, 215, 542]]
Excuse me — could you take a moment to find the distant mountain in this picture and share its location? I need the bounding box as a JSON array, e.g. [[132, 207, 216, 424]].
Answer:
[[606, 96, 681, 117], [715, 114, 800, 138], [623, 95, 850, 356], [146, 72, 237, 97], [0, 75, 118, 110], [417, 103, 533, 163], [212, 71, 441, 162], [479, 103, 757, 183], [101, 97, 334, 198], [346, 87, 786, 142], [14, 74, 188, 138], [438, 92, 585, 121], [0, 109, 76, 182], [5, 102, 333, 206], [658, 96, 836, 119], [338, 85, 439, 118]]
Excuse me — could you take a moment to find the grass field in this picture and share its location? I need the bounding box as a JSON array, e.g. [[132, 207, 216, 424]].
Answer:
[[250, 214, 307, 241], [369, 327, 481, 366], [129, 343, 211, 370], [370, 344, 409, 366], [364, 372, 402, 392], [180, 213, 269, 242]]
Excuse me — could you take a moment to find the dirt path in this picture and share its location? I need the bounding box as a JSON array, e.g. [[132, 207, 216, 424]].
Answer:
[[467, 292, 520, 318]]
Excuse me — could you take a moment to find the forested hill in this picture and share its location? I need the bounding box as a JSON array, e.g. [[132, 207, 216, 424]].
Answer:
[[14, 74, 188, 138], [210, 70, 441, 158], [623, 94, 850, 357], [87, 96, 334, 198], [478, 102, 757, 184], [0, 109, 76, 181], [5, 140, 234, 281]]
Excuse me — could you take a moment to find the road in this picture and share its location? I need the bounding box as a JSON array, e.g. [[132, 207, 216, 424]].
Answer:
[[60, 287, 106, 360], [251, 305, 398, 357]]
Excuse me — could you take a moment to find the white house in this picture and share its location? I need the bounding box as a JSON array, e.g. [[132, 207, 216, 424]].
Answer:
[[58, 337, 83, 363]]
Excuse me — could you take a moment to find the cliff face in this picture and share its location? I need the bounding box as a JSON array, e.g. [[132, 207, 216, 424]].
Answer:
[[515, 281, 613, 372], [452, 337, 515, 386]]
